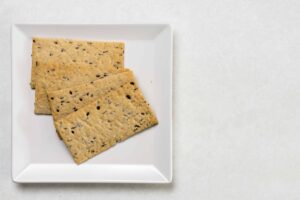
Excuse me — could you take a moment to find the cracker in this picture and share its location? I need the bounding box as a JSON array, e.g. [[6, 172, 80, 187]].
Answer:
[[55, 79, 158, 164], [47, 70, 134, 121], [31, 37, 124, 89], [35, 63, 125, 114]]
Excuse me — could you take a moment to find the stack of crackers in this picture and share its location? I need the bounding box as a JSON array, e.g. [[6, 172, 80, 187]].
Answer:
[[31, 38, 158, 164]]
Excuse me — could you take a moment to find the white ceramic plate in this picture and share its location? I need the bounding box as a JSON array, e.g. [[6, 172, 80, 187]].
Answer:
[[11, 24, 172, 183]]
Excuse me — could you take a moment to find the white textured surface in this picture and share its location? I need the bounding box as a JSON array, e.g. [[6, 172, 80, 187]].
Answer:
[[0, 0, 300, 199]]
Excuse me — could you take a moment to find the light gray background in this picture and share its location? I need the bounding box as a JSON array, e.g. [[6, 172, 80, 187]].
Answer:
[[1, 0, 299, 199]]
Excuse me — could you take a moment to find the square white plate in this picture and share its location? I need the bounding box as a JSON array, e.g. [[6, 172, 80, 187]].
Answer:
[[11, 24, 172, 183]]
